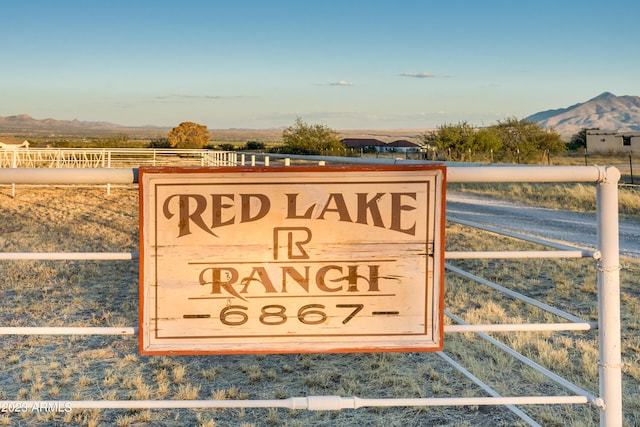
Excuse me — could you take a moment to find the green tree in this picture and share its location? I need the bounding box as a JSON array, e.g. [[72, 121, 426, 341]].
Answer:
[[491, 117, 564, 163], [420, 121, 492, 161], [473, 127, 502, 161], [568, 128, 595, 151], [148, 137, 172, 148], [492, 117, 530, 162], [530, 127, 565, 162], [281, 117, 343, 155], [243, 141, 266, 150], [167, 122, 211, 149], [422, 118, 563, 163]]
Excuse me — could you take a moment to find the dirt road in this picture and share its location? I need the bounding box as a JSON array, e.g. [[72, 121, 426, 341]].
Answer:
[[446, 191, 640, 258]]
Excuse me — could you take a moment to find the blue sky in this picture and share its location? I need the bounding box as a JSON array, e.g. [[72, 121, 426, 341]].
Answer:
[[1, 0, 638, 130]]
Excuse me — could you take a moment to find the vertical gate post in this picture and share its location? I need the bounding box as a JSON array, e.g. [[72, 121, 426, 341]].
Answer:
[[11, 149, 17, 197], [596, 166, 622, 427], [107, 150, 112, 195]]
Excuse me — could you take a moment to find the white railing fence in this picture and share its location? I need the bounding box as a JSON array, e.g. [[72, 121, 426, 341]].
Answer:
[[0, 160, 622, 426], [0, 148, 238, 197], [0, 148, 238, 169]]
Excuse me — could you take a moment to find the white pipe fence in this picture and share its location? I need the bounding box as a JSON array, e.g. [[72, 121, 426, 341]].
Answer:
[[0, 395, 593, 411], [0, 148, 238, 168], [0, 160, 622, 426], [0, 148, 237, 196]]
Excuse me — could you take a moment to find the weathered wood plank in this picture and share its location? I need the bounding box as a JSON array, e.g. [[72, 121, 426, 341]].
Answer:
[[139, 165, 445, 354]]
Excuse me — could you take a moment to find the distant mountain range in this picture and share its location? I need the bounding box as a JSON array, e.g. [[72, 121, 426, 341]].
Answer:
[[0, 114, 167, 137], [526, 92, 640, 137], [2, 92, 639, 139], [0, 113, 116, 129]]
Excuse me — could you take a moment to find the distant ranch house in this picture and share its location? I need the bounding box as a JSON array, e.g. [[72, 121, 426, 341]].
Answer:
[[387, 139, 421, 152], [586, 130, 640, 154], [341, 138, 387, 152], [341, 138, 421, 153]]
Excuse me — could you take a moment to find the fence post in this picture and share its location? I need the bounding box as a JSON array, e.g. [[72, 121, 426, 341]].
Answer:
[[11, 150, 17, 197], [596, 166, 622, 427], [107, 151, 112, 195]]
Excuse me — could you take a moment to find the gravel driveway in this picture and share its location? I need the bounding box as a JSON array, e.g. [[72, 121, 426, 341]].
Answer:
[[446, 191, 640, 258]]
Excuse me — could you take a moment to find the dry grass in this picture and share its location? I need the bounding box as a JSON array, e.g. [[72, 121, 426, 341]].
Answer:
[[448, 152, 640, 217], [450, 182, 640, 219], [0, 186, 637, 426]]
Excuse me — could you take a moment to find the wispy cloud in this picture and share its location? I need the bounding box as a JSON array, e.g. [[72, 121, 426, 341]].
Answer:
[[400, 72, 438, 78], [156, 94, 256, 101], [329, 80, 353, 86]]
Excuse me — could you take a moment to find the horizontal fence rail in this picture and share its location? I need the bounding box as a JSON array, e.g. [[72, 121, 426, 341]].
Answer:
[[0, 395, 594, 411], [0, 163, 618, 185], [0, 161, 622, 426]]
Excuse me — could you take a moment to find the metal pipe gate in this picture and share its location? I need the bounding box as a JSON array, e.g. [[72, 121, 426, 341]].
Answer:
[[0, 163, 622, 426]]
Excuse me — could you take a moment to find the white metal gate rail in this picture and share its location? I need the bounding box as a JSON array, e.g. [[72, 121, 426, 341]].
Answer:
[[0, 164, 622, 426]]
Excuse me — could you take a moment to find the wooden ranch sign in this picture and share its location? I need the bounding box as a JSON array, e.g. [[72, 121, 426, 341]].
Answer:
[[139, 165, 446, 355]]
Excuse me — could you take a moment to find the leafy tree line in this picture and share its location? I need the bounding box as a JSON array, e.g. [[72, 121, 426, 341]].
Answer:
[[275, 117, 570, 163], [146, 117, 582, 165], [147, 118, 345, 154], [420, 117, 566, 163]]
